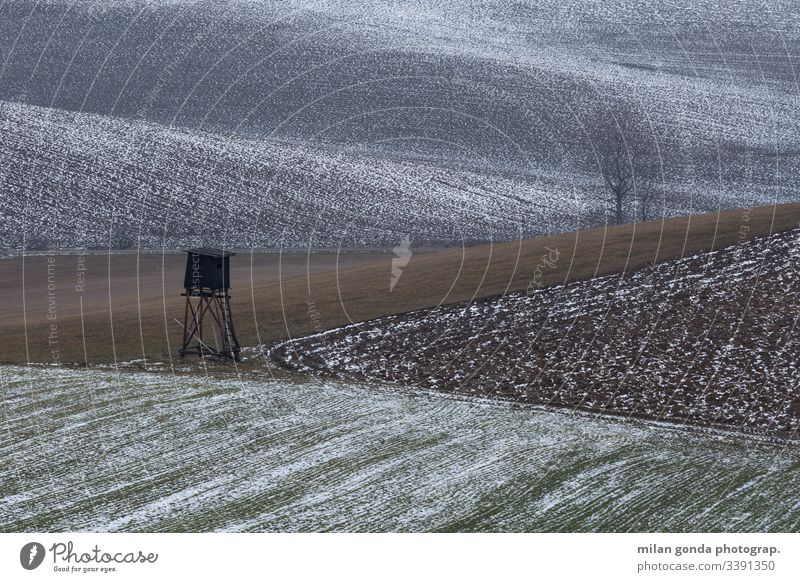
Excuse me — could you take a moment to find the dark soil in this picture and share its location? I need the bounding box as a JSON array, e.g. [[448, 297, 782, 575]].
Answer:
[[273, 228, 800, 439]]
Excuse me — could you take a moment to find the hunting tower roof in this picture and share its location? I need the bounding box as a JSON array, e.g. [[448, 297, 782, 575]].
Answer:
[[183, 248, 236, 258]]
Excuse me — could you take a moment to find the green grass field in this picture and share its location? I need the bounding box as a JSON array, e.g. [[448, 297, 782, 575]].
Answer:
[[1, 365, 798, 532]]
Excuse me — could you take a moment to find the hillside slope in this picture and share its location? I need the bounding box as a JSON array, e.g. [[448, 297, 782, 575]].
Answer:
[[2, 204, 798, 365], [0, 100, 584, 249], [273, 225, 800, 438], [1, 0, 799, 166], [2, 99, 797, 251], [3, 1, 800, 250]]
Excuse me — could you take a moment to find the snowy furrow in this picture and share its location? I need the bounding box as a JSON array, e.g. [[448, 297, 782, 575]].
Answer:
[[1, 365, 798, 532], [274, 228, 800, 437]]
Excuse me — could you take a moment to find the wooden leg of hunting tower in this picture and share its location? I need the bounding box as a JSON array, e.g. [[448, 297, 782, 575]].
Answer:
[[179, 292, 240, 361], [180, 294, 212, 357], [179, 295, 192, 356]]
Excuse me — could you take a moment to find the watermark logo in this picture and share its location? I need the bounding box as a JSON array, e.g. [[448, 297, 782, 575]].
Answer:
[[390, 235, 412, 292], [526, 246, 560, 294], [20, 542, 45, 570]]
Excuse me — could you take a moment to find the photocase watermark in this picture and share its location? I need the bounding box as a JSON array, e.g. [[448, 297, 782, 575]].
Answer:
[[526, 246, 561, 295], [308, 298, 323, 331], [46, 251, 60, 364], [738, 206, 751, 242], [75, 250, 88, 293], [514, 246, 561, 326], [18, 540, 159, 574], [192, 251, 201, 288], [390, 235, 412, 292], [20, 542, 45, 570], [728, 206, 753, 266], [304, 297, 336, 357]]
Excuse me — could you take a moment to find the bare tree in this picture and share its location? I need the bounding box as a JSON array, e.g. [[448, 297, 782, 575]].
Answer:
[[589, 106, 658, 224], [636, 179, 658, 222]]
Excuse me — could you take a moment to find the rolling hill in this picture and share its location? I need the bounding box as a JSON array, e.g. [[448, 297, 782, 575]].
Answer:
[[0, 99, 587, 249], [2, 204, 798, 366], [2, 0, 800, 250]]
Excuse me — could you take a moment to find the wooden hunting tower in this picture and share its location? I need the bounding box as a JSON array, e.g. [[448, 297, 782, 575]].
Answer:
[[178, 248, 241, 361]]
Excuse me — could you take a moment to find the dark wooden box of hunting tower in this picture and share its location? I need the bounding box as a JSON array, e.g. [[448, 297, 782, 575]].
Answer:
[[178, 248, 241, 361], [183, 248, 232, 292]]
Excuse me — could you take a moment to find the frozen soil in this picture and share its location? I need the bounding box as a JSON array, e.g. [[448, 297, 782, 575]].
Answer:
[[273, 228, 800, 439]]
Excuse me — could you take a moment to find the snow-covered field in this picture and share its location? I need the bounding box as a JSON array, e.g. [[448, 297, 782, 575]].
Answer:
[[0, 100, 585, 249], [4, 0, 800, 536], [2, 0, 800, 248], [1, 365, 799, 532], [273, 228, 800, 438]]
